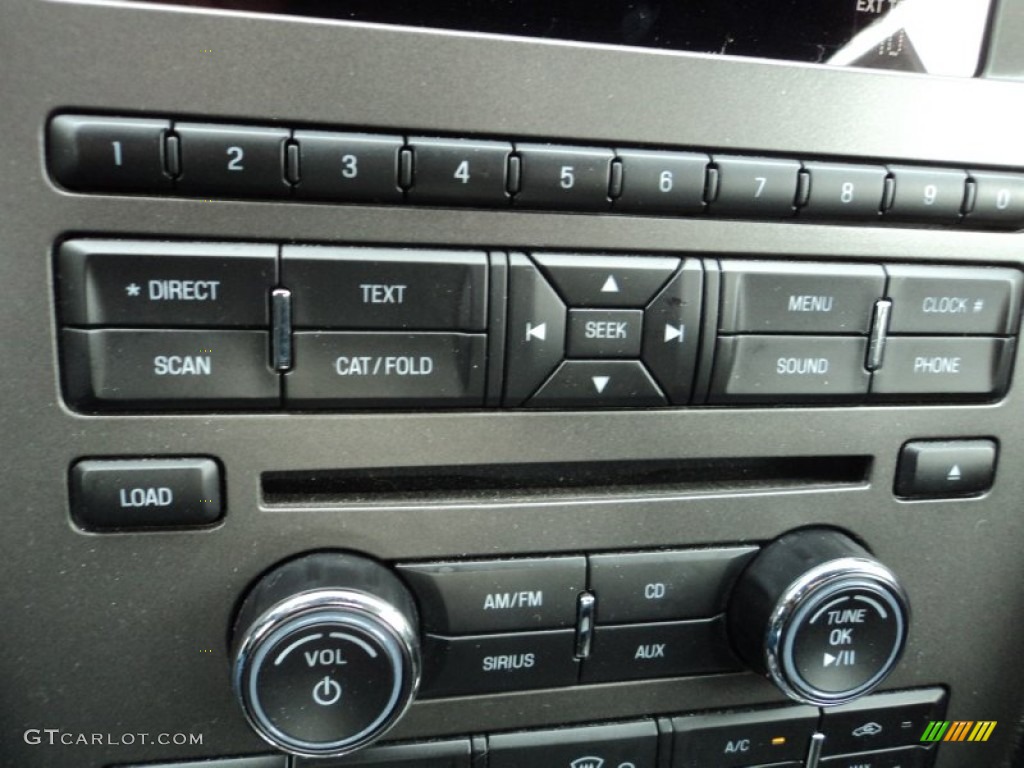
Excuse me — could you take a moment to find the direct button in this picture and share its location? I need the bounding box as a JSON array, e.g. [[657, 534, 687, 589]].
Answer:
[[672, 706, 819, 768], [590, 547, 758, 623], [895, 439, 997, 498], [533, 253, 680, 308], [62, 329, 279, 410], [885, 264, 1023, 335], [871, 337, 1013, 397], [719, 261, 885, 334], [282, 247, 487, 331], [58, 240, 277, 327], [286, 332, 486, 408], [581, 617, 741, 683], [49, 115, 172, 192], [419, 630, 578, 697], [710, 336, 870, 403], [396, 557, 585, 634], [488, 721, 657, 768], [70, 458, 221, 530], [567, 309, 643, 358]]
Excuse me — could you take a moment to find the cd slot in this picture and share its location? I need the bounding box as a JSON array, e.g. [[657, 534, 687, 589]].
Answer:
[[261, 456, 871, 506]]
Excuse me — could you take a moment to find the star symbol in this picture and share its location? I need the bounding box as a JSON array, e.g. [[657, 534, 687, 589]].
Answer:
[[125, 283, 141, 297]]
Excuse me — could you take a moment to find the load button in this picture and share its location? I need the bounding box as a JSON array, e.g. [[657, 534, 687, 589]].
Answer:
[[70, 457, 222, 530]]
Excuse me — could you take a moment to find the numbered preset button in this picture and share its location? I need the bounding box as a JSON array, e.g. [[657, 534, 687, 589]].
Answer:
[[711, 155, 801, 218], [293, 130, 403, 203], [801, 161, 887, 220], [514, 144, 614, 211], [408, 137, 511, 206], [49, 115, 172, 192], [176, 123, 290, 198], [613, 149, 708, 214], [966, 171, 1024, 227], [885, 165, 967, 222]]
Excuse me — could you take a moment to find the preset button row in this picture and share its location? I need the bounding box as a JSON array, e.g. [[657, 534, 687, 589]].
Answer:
[[50, 114, 1024, 228]]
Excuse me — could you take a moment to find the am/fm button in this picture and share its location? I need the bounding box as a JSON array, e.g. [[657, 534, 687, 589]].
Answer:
[[396, 557, 586, 634]]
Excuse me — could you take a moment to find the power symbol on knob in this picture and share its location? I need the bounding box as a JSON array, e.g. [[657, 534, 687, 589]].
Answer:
[[312, 676, 342, 706]]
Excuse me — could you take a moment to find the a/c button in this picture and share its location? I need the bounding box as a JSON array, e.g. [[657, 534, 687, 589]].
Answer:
[[672, 706, 819, 768]]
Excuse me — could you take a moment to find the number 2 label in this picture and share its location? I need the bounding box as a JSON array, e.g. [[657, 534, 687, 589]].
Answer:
[[226, 146, 244, 172]]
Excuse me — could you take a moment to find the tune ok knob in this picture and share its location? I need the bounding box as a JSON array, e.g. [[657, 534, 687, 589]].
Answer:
[[231, 553, 421, 758], [728, 528, 909, 707]]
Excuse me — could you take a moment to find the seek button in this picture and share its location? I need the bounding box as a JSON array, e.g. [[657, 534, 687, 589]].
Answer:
[[567, 309, 643, 358]]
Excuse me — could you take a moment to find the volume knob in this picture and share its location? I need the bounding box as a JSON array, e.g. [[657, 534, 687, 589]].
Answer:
[[231, 553, 421, 757], [728, 528, 909, 706]]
